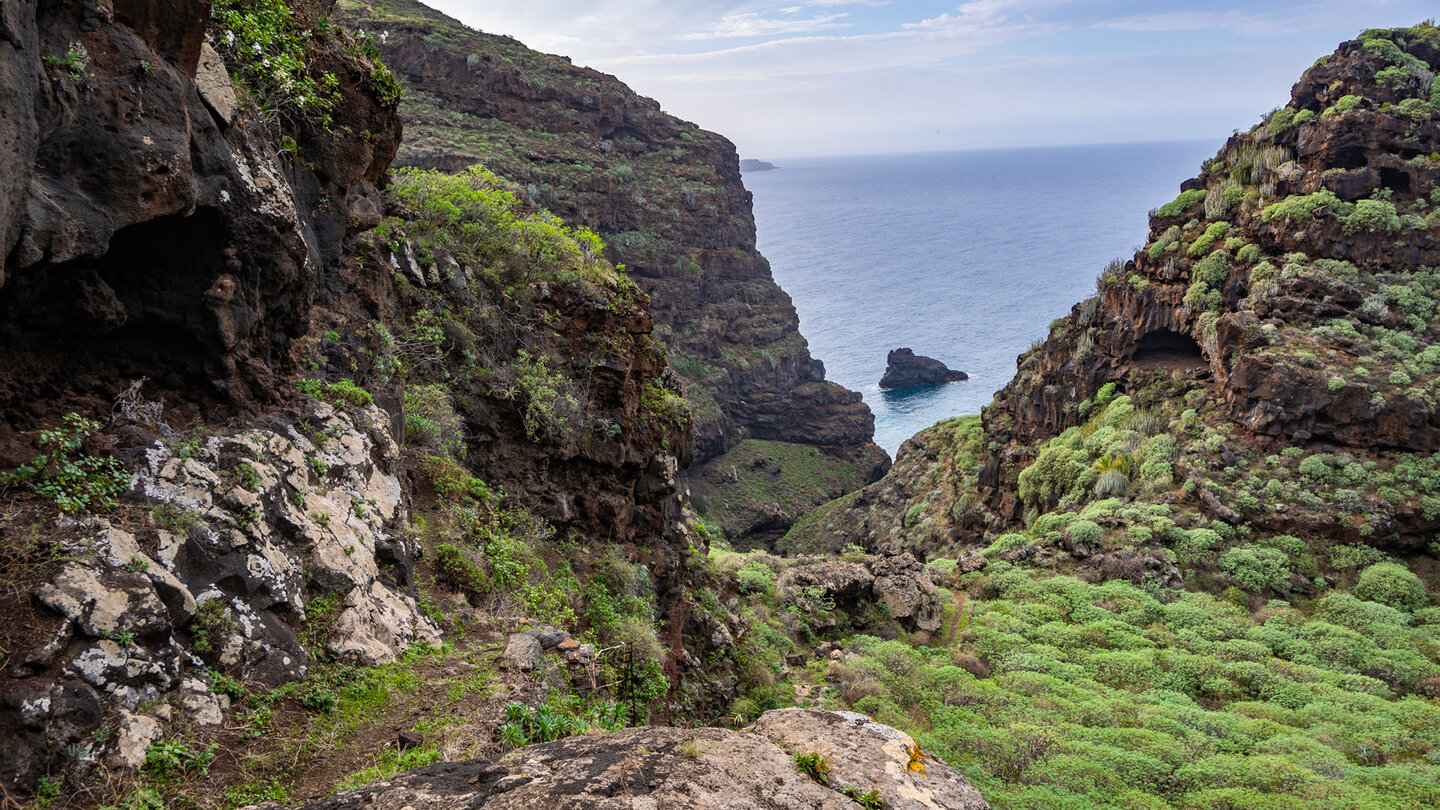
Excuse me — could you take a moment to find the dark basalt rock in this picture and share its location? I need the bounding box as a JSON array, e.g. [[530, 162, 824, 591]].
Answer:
[[879, 348, 968, 389]]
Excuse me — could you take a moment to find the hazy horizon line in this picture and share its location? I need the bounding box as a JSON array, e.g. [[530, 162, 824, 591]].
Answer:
[[745, 136, 1226, 165]]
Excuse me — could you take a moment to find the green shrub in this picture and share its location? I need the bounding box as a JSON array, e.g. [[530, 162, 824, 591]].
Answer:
[[385, 166, 612, 287], [189, 598, 234, 655], [1218, 547, 1291, 594], [2, 413, 130, 512], [839, 786, 886, 809], [1018, 442, 1089, 509], [794, 751, 832, 784], [1346, 199, 1401, 234], [1066, 520, 1104, 548], [144, 739, 217, 780], [642, 380, 690, 430], [1322, 94, 1361, 117], [1354, 563, 1428, 612], [1261, 189, 1351, 224], [737, 559, 777, 596], [42, 49, 87, 81], [211, 0, 341, 125], [504, 350, 585, 441], [1189, 222, 1231, 258], [1265, 107, 1296, 135], [986, 533, 1033, 555], [434, 543, 489, 596], [1157, 189, 1207, 218], [404, 384, 465, 457], [295, 378, 373, 410]]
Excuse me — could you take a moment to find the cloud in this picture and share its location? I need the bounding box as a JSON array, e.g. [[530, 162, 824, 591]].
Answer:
[[681, 11, 852, 40], [424, 0, 1440, 156]]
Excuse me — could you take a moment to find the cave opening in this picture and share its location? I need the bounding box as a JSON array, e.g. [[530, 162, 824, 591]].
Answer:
[[1333, 146, 1368, 170], [0, 209, 230, 450], [1132, 329, 1205, 369], [1379, 167, 1412, 195]]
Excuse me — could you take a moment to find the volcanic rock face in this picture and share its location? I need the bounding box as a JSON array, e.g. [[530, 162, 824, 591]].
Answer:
[[0, 0, 400, 444], [333, 0, 889, 543], [803, 27, 1440, 560], [880, 348, 968, 389], [243, 708, 988, 810]]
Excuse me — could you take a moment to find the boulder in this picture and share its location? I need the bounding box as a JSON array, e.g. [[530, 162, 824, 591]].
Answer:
[[778, 554, 944, 633], [501, 635, 543, 672], [869, 554, 944, 632], [778, 561, 874, 605], [880, 348, 968, 389], [35, 564, 171, 638], [752, 708, 990, 810], [240, 709, 988, 810], [193, 42, 238, 128], [107, 709, 163, 771]]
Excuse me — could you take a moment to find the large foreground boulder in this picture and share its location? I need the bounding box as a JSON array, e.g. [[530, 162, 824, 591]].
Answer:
[[754, 708, 990, 810], [244, 709, 988, 809]]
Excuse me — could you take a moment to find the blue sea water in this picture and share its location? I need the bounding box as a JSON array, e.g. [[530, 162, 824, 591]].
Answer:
[[744, 141, 1221, 457]]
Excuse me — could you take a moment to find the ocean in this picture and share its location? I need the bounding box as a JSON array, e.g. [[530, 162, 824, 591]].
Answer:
[[744, 140, 1222, 457]]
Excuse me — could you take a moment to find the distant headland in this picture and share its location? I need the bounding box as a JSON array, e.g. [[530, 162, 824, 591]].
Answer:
[[740, 159, 779, 172]]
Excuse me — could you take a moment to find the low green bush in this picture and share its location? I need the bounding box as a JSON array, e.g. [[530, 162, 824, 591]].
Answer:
[[1355, 562, 1428, 611]]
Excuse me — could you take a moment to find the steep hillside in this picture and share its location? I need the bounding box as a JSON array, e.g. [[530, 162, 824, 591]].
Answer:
[[0, 1, 716, 805], [332, 0, 890, 547], [769, 24, 1440, 809]]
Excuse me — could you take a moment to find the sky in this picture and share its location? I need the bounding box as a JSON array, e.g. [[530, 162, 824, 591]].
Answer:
[[421, 1, 1437, 158]]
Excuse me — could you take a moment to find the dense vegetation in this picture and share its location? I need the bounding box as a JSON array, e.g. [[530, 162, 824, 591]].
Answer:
[[737, 22, 1440, 810], [833, 568, 1440, 809]]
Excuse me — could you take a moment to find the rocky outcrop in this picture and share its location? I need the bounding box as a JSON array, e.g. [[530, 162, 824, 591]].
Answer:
[[2, 398, 438, 792], [880, 348, 967, 389], [333, 0, 889, 545], [0, 0, 400, 450], [777, 553, 943, 633], [244, 708, 988, 810], [753, 709, 990, 810]]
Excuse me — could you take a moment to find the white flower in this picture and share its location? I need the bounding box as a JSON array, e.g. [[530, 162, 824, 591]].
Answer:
[[380, 30, 389, 42], [252, 42, 262, 53], [225, 31, 235, 46]]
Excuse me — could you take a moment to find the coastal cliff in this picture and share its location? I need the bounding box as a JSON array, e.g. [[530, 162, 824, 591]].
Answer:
[[772, 27, 1440, 807], [793, 24, 1440, 562], [333, 0, 890, 547]]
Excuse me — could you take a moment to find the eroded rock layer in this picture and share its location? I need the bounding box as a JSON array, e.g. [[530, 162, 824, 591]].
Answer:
[[0, 0, 400, 446]]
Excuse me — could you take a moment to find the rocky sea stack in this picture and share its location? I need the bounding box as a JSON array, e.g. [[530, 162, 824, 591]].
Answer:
[[880, 347, 969, 389]]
